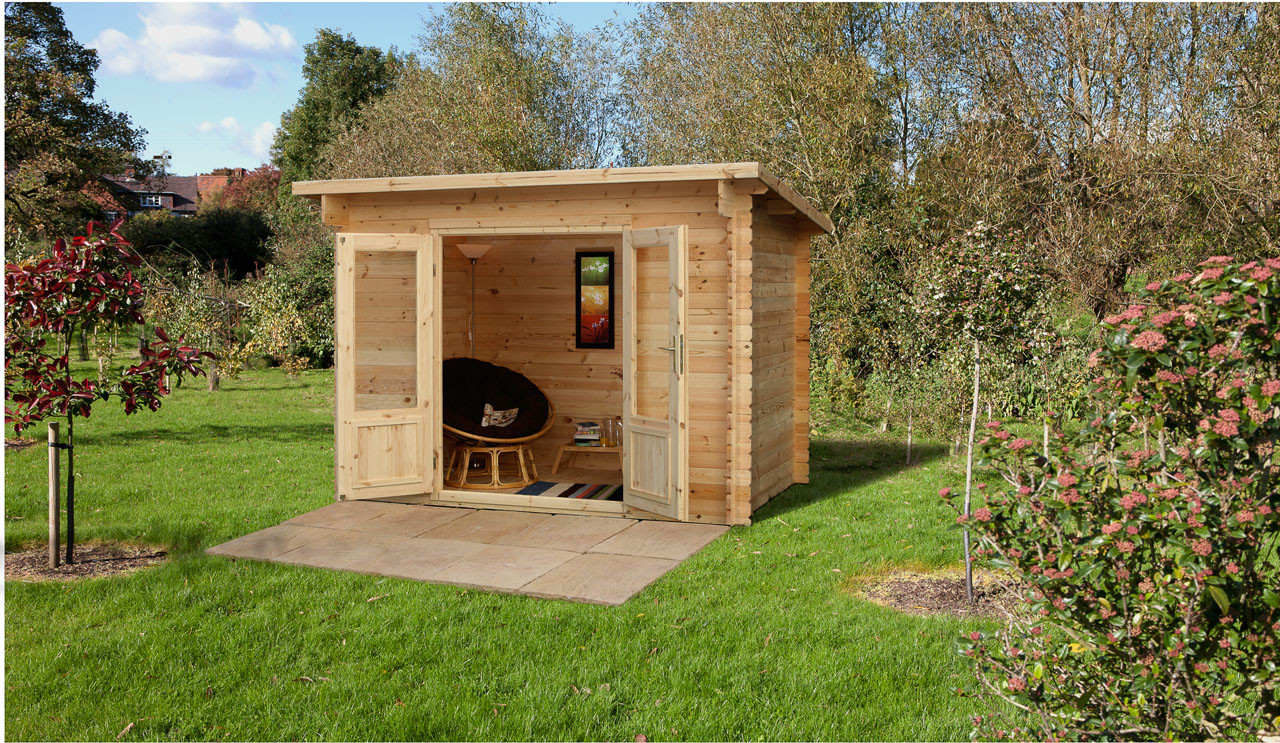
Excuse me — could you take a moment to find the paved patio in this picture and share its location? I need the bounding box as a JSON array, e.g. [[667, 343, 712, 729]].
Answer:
[[207, 501, 728, 605]]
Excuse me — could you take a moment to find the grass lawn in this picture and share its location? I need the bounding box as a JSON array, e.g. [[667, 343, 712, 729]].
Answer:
[[5, 367, 993, 741]]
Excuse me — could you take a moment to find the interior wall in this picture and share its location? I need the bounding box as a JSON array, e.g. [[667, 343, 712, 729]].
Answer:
[[442, 234, 624, 475]]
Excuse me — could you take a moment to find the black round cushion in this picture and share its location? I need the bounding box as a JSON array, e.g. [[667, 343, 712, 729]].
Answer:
[[442, 358, 551, 440]]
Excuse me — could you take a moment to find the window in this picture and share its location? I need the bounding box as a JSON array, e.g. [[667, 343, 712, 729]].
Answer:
[[140, 194, 162, 207]]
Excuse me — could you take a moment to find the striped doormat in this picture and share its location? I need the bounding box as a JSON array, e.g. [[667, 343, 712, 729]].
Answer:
[[516, 481, 623, 501]]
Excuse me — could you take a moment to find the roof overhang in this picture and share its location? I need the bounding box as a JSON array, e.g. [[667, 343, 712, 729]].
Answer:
[[292, 162, 833, 234]]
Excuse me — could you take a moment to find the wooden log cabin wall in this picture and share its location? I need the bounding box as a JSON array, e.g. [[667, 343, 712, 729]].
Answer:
[[297, 164, 832, 526]]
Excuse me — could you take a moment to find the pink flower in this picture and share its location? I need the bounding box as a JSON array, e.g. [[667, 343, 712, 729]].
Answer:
[[1126, 526, 1139, 535], [939, 487, 952, 497], [1209, 344, 1230, 359], [1212, 291, 1232, 306], [1262, 379, 1280, 397], [1191, 539, 1212, 556], [1213, 419, 1239, 437], [1145, 280, 1163, 291], [1008, 676, 1026, 692], [1156, 370, 1183, 383], [1250, 265, 1274, 282], [1131, 330, 1168, 352], [955, 514, 969, 525], [1174, 272, 1194, 282], [1018, 486, 1032, 495], [1102, 522, 1123, 535], [1235, 510, 1255, 523], [1151, 311, 1180, 327], [973, 507, 992, 522], [993, 430, 1011, 440], [969, 631, 981, 641], [1058, 490, 1081, 506], [1008, 438, 1033, 451], [1226, 562, 1240, 574], [1200, 256, 1234, 266], [1195, 662, 1209, 673], [1116, 541, 1135, 554], [1199, 267, 1225, 281], [1057, 472, 1078, 487], [1219, 409, 1240, 423], [984, 421, 1002, 430]]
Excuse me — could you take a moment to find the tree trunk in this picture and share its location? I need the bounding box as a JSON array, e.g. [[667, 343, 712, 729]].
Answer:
[[48, 422, 60, 569], [881, 392, 893, 433], [207, 359, 220, 392], [65, 413, 75, 565], [963, 339, 981, 603], [905, 410, 914, 466], [76, 330, 89, 362]]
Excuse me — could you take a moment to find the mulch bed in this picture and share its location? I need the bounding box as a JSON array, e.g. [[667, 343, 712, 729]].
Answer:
[[851, 569, 1021, 620], [5, 542, 168, 582], [5, 437, 38, 453]]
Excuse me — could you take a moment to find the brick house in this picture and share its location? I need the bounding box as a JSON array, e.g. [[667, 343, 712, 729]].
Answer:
[[95, 166, 247, 221]]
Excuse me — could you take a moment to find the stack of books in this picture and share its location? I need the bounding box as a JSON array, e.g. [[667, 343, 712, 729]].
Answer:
[[573, 422, 602, 446]]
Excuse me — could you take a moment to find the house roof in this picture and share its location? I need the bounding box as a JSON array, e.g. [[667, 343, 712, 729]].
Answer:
[[103, 174, 199, 214], [292, 163, 834, 233]]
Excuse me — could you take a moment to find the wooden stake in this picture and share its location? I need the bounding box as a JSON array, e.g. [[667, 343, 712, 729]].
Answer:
[[963, 339, 981, 603], [905, 410, 914, 466], [48, 422, 60, 569]]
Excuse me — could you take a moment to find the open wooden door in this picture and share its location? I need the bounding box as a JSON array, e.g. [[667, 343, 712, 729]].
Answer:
[[621, 226, 689, 520], [334, 233, 439, 500]]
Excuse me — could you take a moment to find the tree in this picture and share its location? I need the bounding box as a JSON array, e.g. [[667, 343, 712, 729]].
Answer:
[[271, 29, 402, 185], [203, 164, 281, 213], [319, 2, 621, 178], [119, 207, 272, 279], [909, 4, 1280, 318], [5, 220, 210, 564], [914, 224, 1055, 599], [4, 3, 149, 238], [946, 256, 1280, 740]]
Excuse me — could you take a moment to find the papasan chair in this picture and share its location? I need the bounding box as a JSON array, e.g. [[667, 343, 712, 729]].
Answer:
[[442, 358, 555, 490]]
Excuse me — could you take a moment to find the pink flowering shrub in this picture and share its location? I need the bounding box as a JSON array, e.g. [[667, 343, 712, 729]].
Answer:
[[944, 257, 1280, 740]]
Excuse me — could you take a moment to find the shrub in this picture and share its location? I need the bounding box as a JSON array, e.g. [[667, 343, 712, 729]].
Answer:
[[944, 256, 1280, 740]]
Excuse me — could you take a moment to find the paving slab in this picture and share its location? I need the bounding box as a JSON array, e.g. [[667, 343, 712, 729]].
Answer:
[[205, 523, 332, 560], [419, 509, 553, 543], [522, 552, 681, 605], [589, 520, 729, 561], [273, 529, 408, 570], [432, 544, 578, 591], [283, 500, 404, 530], [208, 503, 729, 605], [347, 505, 474, 537], [344, 537, 488, 580], [496, 515, 637, 552]]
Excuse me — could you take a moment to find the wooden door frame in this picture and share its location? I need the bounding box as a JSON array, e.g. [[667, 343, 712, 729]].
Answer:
[[424, 225, 685, 520]]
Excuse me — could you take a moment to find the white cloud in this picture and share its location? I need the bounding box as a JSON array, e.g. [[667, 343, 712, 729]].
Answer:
[[89, 4, 296, 88], [195, 117, 277, 163]]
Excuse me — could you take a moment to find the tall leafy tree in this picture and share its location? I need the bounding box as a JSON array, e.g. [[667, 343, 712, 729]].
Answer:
[[319, 2, 622, 178], [271, 29, 403, 184], [4, 2, 149, 238]]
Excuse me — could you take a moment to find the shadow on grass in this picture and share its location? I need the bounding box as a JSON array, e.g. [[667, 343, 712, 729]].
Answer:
[[755, 438, 950, 520], [81, 422, 333, 446]]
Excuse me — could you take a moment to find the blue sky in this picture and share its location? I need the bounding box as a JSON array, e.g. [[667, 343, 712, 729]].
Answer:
[[55, 2, 639, 175]]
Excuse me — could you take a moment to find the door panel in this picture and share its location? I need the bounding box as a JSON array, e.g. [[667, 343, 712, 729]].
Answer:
[[622, 226, 688, 520], [336, 233, 437, 500]]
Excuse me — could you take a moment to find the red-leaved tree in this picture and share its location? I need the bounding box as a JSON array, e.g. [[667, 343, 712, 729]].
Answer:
[[5, 219, 212, 563]]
